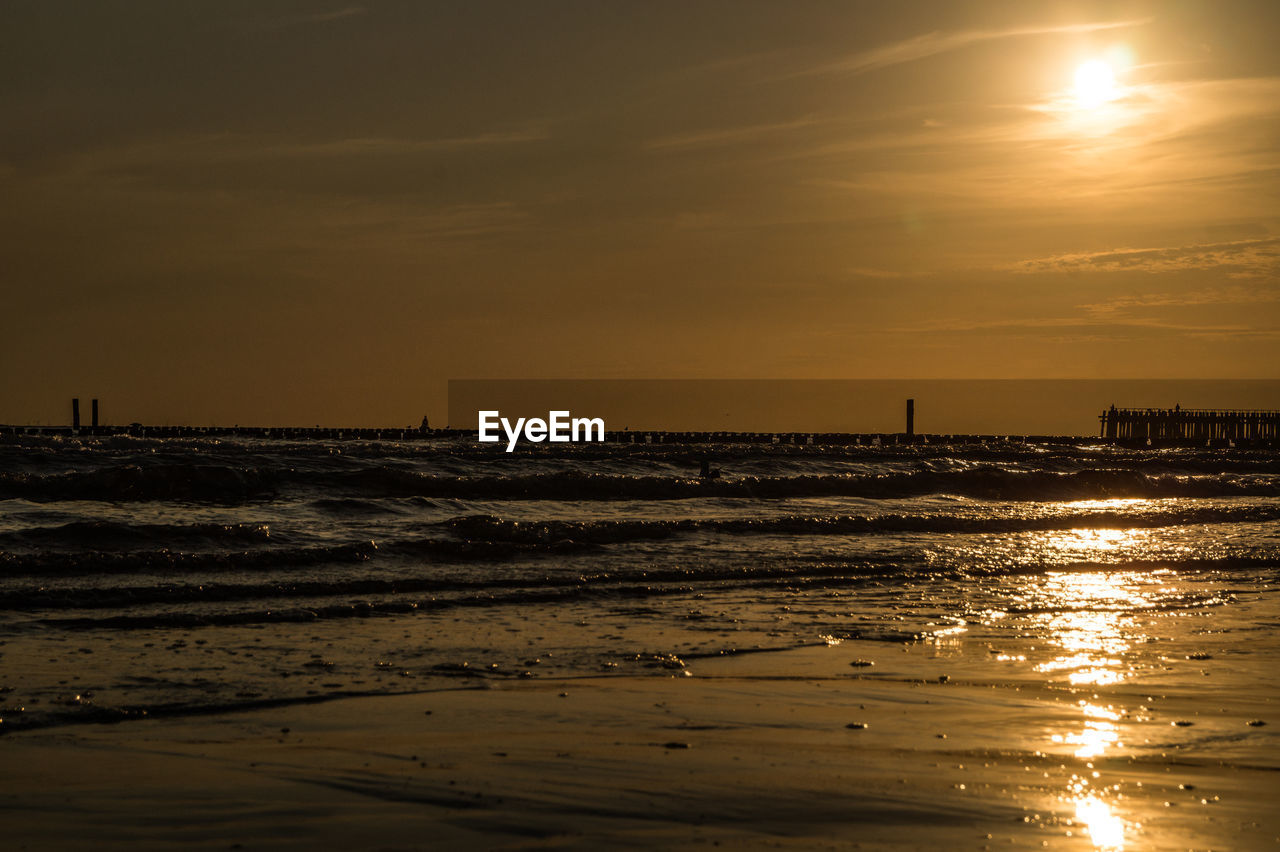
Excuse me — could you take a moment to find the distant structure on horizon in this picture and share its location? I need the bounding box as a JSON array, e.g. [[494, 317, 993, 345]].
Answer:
[[3, 397, 1274, 447], [1100, 405, 1280, 444], [70, 397, 100, 430]]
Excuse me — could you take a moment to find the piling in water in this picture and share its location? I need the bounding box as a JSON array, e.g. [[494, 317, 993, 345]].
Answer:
[[1099, 406, 1280, 445]]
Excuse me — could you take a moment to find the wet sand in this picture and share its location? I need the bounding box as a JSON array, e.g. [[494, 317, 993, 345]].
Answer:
[[4, 637, 1276, 851]]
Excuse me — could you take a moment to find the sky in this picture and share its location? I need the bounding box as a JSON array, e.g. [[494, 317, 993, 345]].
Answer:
[[2, 0, 1278, 426]]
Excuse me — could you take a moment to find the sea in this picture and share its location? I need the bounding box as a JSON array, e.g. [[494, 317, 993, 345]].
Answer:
[[1, 433, 1278, 733]]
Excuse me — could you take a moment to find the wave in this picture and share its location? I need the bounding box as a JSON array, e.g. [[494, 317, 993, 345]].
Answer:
[[10, 555, 1275, 625], [6, 434, 1279, 467], [309, 497, 396, 515], [0, 541, 382, 577], [0, 688, 418, 735], [4, 502, 1276, 579], [318, 466, 1280, 502], [0, 465, 281, 502], [0, 520, 272, 550], [5, 461, 1279, 504], [441, 503, 1280, 544], [0, 534, 598, 578]]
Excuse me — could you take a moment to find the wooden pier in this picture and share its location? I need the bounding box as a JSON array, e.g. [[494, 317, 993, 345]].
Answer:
[[1100, 406, 1280, 445], [4, 397, 1277, 447]]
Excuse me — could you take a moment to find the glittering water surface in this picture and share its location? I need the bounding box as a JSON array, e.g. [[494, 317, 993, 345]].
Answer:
[[2, 436, 1276, 709], [2, 436, 1277, 841]]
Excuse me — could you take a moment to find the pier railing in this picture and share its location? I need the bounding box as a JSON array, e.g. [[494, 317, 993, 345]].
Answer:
[[1099, 407, 1280, 443]]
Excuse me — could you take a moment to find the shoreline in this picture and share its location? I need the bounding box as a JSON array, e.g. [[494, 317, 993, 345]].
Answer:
[[5, 640, 1276, 850]]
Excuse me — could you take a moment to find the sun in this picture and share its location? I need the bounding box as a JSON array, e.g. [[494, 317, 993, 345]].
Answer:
[[1073, 60, 1118, 107]]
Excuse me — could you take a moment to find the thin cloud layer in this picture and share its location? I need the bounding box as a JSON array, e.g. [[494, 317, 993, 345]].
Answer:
[[793, 18, 1151, 78], [1012, 238, 1280, 278], [2, 1, 1277, 424]]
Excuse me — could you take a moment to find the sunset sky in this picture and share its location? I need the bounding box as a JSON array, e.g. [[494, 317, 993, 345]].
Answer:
[[3, 1, 1277, 426]]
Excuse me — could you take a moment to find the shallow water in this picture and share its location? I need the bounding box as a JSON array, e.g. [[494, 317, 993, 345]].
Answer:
[[1, 434, 1277, 737]]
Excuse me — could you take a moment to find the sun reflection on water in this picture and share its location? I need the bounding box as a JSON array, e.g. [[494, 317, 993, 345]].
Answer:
[[1075, 795, 1126, 851], [1021, 526, 1159, 688], [955, 502, 1218, 849], [1015, 522, 1166, 851], [1033, 566, 1143, 848], [1051, 702, 1123, 759], [1031, 570, 1147, 686]]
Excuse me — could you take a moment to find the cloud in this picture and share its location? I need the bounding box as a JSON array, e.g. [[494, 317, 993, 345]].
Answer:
[[1009, 238, 1280, 278], [873, 281, 1280, 343], [769, 72, 1279, 241], [885, 316, 1272, 338], [11, 128, 551, 184], [339, 201, 531, 242], [265, 130, 551, 158], [645, 118, 823, 151], [668, 50, 788, 79], [847, 267, 905, 280], [1081, 286, 1280, 315], [0, 129, 544, 250], [792, 18, 1151, 78]]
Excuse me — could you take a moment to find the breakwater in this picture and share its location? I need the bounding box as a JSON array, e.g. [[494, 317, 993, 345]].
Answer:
[[1100, 406, 1280, 446]]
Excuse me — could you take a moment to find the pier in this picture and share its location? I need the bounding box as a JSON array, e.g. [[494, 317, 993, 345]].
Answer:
[[0, 424, 1042, 445], [4, 421, 1277, 448], [1100, 406, 1280, 446], [3, 398, 1277, 448]]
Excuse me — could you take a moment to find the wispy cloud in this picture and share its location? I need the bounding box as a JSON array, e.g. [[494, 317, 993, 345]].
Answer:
[[267, 130, 551, 158], [846, 267, 906, 280], [645, 118, 824, 151], [356, 201, 530, 242], [884, 316, 1271, 337], [792, 18, 1151, 78], [31, 129, 550, 179], [769, 73, 1280, 249], [1, 128, 555, 217], [668, 50, 789, 79], [1010, 238, 1280, 279], [875, 281, 1280, 342], [1081, 285, 1280, 317]]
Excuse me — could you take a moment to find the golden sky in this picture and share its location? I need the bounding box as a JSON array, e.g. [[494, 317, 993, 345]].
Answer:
[[2, 1, 1277, 425]]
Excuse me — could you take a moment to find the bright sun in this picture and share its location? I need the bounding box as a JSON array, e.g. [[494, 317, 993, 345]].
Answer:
[[1073, 60, 1118, 107]]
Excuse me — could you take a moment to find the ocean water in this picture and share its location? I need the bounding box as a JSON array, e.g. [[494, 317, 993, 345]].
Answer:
[[1, 434, 1278, 732]]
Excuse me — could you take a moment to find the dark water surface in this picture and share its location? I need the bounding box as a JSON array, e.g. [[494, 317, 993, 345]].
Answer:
[[1, 434, 1277, 731]]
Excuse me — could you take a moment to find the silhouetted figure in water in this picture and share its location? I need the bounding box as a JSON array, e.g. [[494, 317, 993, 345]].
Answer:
[[419, 416, 430, 433], [699, 458, 721, 479]]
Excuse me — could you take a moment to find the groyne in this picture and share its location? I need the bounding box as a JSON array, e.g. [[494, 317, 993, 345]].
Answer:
[[1100, 406, 1280, 446]]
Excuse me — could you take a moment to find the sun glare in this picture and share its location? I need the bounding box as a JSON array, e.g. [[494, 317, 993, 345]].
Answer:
[[1074, 60, 1118, 107]]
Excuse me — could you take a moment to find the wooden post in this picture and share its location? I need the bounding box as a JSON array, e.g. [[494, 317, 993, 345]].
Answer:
[[91, 398, 99, 428], [71, 398, 80, 430], [906, 398, 915, 437]]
